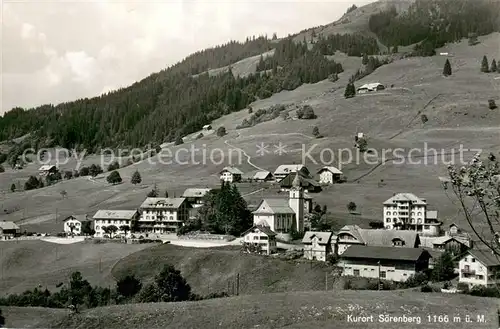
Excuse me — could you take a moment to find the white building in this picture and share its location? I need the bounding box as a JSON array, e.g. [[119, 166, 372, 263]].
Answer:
[[93, 210, 139, 238], [0, 221, 20, 240], [203, 124, 212, 131], [458, 249, 500, 287], [38, 165, 58, 176], [273, 164, 310, 182], [182, 188, 211, 207], [383, 193, 442, 236], [220, 166, 243, 182], [302, 231, 334, 261], [62, 215, 89, 235], [357, 82, 385, 94], [340, 245, 431, 282], [139, 197, 190, 234], [252, 174, 304, 241], [241, 225, 277, 255], [317, 166, 343, 184]]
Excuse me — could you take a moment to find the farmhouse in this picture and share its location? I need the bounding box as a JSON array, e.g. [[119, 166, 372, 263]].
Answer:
[[458, 249, 500, 287], [0, 221, 20, 239], [273, 164, 310, 182], [357, 82, 385, 94], [302, 231, 334, 261], [317, 166, 343, 184], [182, 188, 211, 207], [139, 197, 191, 234], [241, 225, 277, 255], [220, 166, 243, 183], [38, 165, 58, 176], [252, 174, 305, 241], [93, 210, 139, 238], [242, 170, 273, 182], [335, 225, 420, 255], [62, 215, 89, 235], [280, 172, 321, 192], [419, 235, 471, 256], [340, 245, 431, 282], [383, 193, 442, 236]]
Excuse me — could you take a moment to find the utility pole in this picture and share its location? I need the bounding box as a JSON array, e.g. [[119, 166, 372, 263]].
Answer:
[[236, 273, 240, 296], [325, 272, 328, 291]]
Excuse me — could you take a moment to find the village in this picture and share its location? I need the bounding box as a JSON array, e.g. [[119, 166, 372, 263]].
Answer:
[[1, 160, 498, 291]]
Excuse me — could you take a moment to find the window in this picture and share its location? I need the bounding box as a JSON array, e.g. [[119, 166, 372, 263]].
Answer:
[[464, 257, 468, 262], [170, 216, 174, 220], [472, 258, 475, 263], [386, 218, 391, 223], [96, 226, 100, 230], [353, 269, 360, 276], [476, 275, 484, 280], [380, 271, 386, 278], [386, 212, 390, 215]]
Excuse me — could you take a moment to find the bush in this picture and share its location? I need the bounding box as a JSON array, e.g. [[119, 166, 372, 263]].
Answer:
[[457, 282, 469, 293], [421, 114, 429, 123], [248, 107, 253, 114], [106, 170, 122, 184], [403, 272, 429, 288], [216, 127, 227, 137], [488, 99, 497, 110], [420, 285, 433, 293], [116, 275, 142, 298], [79, 166, 90, 176], [174, 136, 184, 145], [64, 170, 73, 179], [0, 165, 4, 173], [107, 161, 120, 171], [196, 133, 204, 139]]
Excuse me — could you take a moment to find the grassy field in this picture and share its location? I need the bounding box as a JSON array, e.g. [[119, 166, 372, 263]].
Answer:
[[111, 243, 332, 297], [0, 240, 156, 295], [3, 290, 500, 328]]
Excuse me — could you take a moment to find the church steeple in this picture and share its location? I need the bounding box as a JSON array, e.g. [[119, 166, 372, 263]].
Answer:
[[289, 172, 304, 233]]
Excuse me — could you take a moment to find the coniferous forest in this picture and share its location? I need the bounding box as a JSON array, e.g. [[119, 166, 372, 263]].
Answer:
[[0, 0, 498, 155]]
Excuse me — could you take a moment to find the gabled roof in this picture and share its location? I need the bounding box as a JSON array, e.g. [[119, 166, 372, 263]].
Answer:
[[140, 197, 186, 209], [274, 164, 307, 175], [467, 249, 500, 267], [358, 82, 384, 90], [302, 231, 333, 244], [337, 226, 419, 248], [383, 193, 427, 206], [253, 199, 295, 215], [182, 188, 211, 198], [422, 235, 471, 248], [93, 210, 138, 220], [280, 172, 319, 188], [220, 166, 244, 175], [63, 215, 89, 222], [38, 165, 56, 171], [341, 245, 430, 262], [254, 170, 272, 180], [337, 225, 364, 243], [0, 221, 20, 230], [317, 166, 343, 175], [242, 225, 277, 237]]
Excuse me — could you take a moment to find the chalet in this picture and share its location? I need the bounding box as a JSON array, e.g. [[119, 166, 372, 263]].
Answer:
[[340, 245, 431, 282], [420, 235, 471, 256], [38, 165, 58, 176], [357, 83, 385, 94], [458, 249, 500, 287], [241, 225, 277, 255], [335, 225, 420, 255], [302, 231, 334, 261], [220, 166, 243, 183], [280, 172, 321, 193], [93, 210, 139, 238], [139, 197, 191, 234], [62, 215, 89, 235], [317, 166, 343, 184], [203, 124, 212, 131], [182, 188, 211, 207], [273, 164, 310, 182], [242, 170, 273, 182], [0, 221, 20, 239]]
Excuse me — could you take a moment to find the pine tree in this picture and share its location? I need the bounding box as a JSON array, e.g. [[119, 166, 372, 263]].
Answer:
[[490, 59, 497, 73], [131, 170, 142, 185], [481, 55, 490, 72], [344, 83, 355, 98], [443, 59, 452, 76]]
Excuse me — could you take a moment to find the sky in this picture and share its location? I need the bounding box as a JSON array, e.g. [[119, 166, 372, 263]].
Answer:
[[1, 0, 372, 114]]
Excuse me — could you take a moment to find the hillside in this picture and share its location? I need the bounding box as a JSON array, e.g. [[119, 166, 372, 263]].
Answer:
[[3, 290, 500, 328], [111, 243, 331, 296]]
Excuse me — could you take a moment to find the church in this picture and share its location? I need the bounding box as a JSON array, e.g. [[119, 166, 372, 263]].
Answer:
[[251, 174, 305, 241]]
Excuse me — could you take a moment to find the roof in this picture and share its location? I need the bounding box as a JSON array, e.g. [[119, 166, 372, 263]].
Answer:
[[467, 249, 500, 267], [274, 164, 306, 175], [317, 166, 343, 174], [203, 124, 212, 128], [253, 199, 295, 214], [182, 188, 211, 198], [254, 170, 272, 180], [341, 245, 430, 262], [357, 229, 419, 248], [302, 231, 333, 244], [280, 172, 319, 188], [63, 215, 88, 222], [93, 210, 138, 220], [220, 166, 244, 175], [242, 225, 277, 237], [358, 82, 384, 90], [337, 225, 364, 243], [383, 193, 427, 206], [420, 235, 471, 248], [38, 165, 56, 171], [140, 197, 186, 209], [0, 221, 20, 231]]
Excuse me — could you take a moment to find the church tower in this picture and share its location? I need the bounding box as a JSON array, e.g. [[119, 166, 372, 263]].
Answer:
[[288, 173, 304, 232]]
